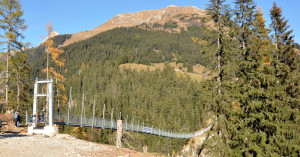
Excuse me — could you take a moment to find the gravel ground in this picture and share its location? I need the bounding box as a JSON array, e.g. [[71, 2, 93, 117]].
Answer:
[[0, 134, 159, 157]]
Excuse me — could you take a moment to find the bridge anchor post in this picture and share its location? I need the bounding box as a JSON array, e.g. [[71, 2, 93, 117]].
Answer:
[[116, 120, 122, 148]]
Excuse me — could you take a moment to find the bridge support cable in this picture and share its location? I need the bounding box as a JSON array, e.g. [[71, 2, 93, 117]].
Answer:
[[81, 94, 84, 127], [132, 117, 134, 131], [102, 104, 105, 128], [126, 115, 128, 130], [27, 79, 215, 139], [54, 112, 213, 139], [67, 87, 72, 125], [92, 99, 96, 128], [111, 108, 114, 129]]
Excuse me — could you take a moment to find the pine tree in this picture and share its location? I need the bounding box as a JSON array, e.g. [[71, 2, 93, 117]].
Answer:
[[0, 0, 26, 110]]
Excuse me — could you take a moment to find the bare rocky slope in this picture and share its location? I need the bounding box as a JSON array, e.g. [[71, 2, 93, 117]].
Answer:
[[62, 5, 211, 46]]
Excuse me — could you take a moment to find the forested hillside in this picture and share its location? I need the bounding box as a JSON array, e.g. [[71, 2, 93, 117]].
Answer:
[[29, 26, 216, 73], [27, 25, 217, 130], [26, 26, 217, 154], [16, 1, 300, 156]]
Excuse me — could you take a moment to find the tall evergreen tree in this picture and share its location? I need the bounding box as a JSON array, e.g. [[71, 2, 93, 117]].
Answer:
[[234, 6, 281, 156], [206, 0, 239, 156], [234, 0, 256, 50], [207, 0, 231, 95], [9, 51, 30, 111], [269, 3, 300, 155], [270, 2, 297, 70], [0, 0, 26, 110]]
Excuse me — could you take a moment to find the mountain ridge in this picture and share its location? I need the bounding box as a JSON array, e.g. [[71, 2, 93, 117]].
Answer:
[[62, 5, 210, 46]]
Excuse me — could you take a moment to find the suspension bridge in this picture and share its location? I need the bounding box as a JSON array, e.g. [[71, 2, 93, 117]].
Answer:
[[25, 78, 213, 139]]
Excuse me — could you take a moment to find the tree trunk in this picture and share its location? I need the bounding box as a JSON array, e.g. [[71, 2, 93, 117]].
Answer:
[[46, 47, 49, 79], [217, 30, 221, 95], [17, 73, 20, 110], [6, 39, 10, 110]]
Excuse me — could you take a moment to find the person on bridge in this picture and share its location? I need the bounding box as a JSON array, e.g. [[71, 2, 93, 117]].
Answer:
[[0, 119, 2, 132], [14, 110, 20, 127]]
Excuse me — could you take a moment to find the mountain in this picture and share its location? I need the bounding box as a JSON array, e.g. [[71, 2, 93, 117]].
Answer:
[[27, 21, 215, 155], [40, 31, 59, 45], [17, 3, 300, 156], [62, 5, 211, 46]]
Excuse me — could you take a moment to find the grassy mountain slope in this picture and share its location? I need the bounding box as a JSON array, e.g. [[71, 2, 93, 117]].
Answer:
[[62, 5, 212, 46]]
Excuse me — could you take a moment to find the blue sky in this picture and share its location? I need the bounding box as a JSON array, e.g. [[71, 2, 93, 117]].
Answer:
[[21, 0, 300, 47]]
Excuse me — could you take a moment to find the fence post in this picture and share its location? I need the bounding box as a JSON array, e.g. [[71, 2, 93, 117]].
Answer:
[[95, 116, 97, 126], [132, 117, 134, 131], [26, 110, 28, 124], [111, 108, 114, 129], [137, 120, 139, 132], [68, 87, 72, 124], [81, 94, 84, 127], [102, 104, 105, 128], [151, 125, 153, 134], [143, 146, 148, 153], [57, 88, 61, 122], [92, 99, 96, 127], [84, 103, 86, 125], [126, 115, 128, 130], [142, 122, 144, 133], [116, 120, 122, 148]]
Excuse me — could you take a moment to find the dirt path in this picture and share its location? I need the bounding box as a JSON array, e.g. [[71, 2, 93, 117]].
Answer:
[[0, 134, 159, 157], [0, 113, 160, 157]]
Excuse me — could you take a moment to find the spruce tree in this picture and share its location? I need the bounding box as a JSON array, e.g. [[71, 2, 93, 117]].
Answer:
[[234, 6, 281, 156], [206, 0, 239, 156], [9, 51, 30, 111], [0, 0, 26, 110], [234, 0, 256, 50], [269, 3, 300, 155]]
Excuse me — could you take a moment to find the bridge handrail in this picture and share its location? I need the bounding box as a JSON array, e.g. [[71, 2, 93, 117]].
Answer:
[[49, 113, 214, 139]]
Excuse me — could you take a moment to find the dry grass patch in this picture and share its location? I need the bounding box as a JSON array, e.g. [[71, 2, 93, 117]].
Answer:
[[119, 62, 214, 81]]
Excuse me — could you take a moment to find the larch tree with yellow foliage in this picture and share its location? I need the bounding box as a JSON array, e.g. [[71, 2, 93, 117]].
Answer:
[[42, 21, 67, 118]]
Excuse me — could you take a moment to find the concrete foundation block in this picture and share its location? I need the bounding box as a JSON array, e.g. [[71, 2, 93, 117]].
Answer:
[[44, 126, 58, 137], [28, 125, 58, 137]]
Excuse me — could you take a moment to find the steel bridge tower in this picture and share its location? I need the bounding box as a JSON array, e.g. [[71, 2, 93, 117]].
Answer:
[[27, 78, 58, 136]]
